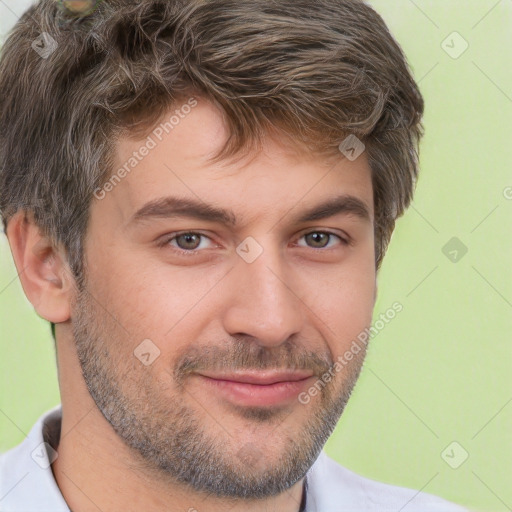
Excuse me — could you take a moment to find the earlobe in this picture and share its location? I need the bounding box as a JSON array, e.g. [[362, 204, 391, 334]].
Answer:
[[6, 211, 73, 324]]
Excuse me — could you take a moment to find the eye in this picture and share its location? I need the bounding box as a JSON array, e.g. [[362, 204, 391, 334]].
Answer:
[[159, 231, 216, 255], [296, 231, 348, 250], [158, 229, 348, 257]]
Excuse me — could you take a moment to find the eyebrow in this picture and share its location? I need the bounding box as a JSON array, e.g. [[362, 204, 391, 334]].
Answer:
[[130, 194, 371, 227]]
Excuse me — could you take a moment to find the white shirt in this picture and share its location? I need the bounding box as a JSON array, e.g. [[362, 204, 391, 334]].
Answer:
[[0, 406, 469, 512]]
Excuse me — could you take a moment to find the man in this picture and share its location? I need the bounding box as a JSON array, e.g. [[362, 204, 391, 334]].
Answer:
[[0, 0, 469, 511]]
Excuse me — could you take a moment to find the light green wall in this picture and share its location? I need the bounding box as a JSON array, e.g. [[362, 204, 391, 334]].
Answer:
[[1, 2, 511, 511]]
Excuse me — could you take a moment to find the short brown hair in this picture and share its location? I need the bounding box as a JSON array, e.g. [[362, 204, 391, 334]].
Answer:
[[0, 0, 424, 285]]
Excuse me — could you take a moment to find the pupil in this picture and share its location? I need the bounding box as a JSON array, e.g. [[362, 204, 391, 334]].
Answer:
[[176, 233, 329, 250], [179, 233, 199, 249], [308, 233, 328, 248]]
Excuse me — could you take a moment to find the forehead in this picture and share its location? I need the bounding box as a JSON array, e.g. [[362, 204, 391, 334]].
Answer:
[[104, 97, 374, 228]]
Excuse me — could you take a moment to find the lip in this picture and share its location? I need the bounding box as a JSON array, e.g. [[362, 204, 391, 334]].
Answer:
[[195, 370, 315, 407]]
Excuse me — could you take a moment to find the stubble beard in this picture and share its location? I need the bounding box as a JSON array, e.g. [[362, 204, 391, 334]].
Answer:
[[72, 287, 367, 499]]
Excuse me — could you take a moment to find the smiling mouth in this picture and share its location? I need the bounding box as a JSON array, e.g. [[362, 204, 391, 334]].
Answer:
[[194, 370, 315, 407]]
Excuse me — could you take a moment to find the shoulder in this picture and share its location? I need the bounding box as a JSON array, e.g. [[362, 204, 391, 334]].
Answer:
[[305, 451, 470, 512], [0, 406, 69, 512]]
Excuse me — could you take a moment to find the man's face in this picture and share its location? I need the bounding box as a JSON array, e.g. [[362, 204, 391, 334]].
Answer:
[[73, 98, 376, 498]]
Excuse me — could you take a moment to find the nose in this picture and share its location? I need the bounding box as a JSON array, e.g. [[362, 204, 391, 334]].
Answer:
[[221, 242, 304, 348]]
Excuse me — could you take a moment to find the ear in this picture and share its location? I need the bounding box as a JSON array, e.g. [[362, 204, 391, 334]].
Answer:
[[6, 211, 74, 323]]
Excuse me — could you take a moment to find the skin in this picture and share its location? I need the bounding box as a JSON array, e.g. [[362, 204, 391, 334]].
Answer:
[[62, 1, 99, 15], [7, 97, 377, 512]]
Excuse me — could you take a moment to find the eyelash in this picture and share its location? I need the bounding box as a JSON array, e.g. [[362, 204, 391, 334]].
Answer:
[[158, 230, 349, 257]]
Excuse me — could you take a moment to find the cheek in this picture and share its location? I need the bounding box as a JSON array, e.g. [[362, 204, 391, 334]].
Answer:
[[84, 223, 375, 364], [85, 252, 226, 361], [315, 291, 374, 360], [306, 258, 375, 359]]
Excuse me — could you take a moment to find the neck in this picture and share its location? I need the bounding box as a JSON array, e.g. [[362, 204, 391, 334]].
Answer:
[[51, 414, 306, 512]]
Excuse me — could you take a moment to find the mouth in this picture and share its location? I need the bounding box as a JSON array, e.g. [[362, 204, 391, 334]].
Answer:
[[194, 370, 315, 407]]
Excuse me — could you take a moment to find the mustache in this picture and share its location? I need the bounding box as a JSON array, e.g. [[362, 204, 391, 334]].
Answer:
[[173, 340, 333, 385]]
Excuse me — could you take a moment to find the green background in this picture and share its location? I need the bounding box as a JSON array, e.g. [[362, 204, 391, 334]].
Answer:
[[1, 1, 511, 511]]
